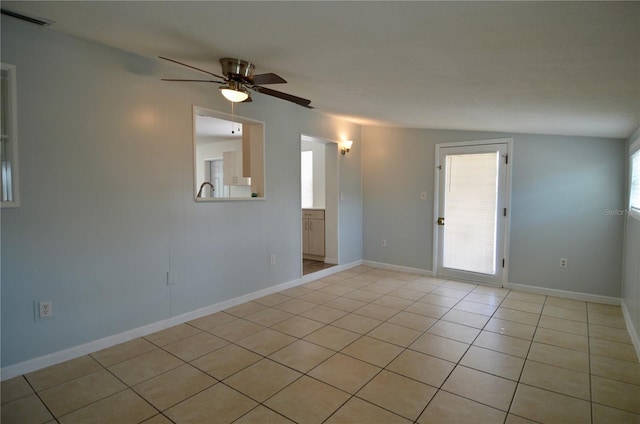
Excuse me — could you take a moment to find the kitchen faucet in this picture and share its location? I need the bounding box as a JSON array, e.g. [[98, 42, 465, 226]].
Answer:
[[196, 181, 214, 198]]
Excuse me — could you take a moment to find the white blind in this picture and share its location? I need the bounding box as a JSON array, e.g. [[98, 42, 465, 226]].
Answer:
[[1, 68, 13, 202], [443, 152, 499, 274], [631, 151, 640, 211]]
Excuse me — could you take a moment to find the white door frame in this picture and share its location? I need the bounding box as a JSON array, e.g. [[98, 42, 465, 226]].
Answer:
[[300, 134, 340, 276], [432, 138, 513, 286]]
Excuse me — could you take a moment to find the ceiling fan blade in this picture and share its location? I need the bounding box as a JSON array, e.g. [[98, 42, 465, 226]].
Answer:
[[161, 78, 225, 83], [254, 86, 312, 107], [246, 73, 287, 85], [158, 56, 225, 79]]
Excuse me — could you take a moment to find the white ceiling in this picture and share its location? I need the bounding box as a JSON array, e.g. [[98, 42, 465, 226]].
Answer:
[[4, 1, 639, 138]]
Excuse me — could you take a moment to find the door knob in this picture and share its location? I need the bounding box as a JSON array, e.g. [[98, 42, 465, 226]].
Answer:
[[437, 217, 445, 226]]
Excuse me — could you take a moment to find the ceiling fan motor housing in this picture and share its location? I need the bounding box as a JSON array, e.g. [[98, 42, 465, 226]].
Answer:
[[220, 58, 255, 79]]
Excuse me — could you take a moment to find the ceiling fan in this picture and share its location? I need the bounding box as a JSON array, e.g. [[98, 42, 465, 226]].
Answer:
[[159, 56, 312, 108]]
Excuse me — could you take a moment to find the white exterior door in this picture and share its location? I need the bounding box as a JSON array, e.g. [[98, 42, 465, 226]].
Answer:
[[435, 140, 511, 286]]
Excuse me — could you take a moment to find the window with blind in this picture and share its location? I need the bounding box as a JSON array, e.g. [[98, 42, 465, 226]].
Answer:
[[1, 63, 19, 207], [630, 150, 640, 214]]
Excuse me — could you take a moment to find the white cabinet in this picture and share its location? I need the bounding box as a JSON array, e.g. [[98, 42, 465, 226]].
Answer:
[[302, 209, 325, 258], [223, 151, 251, 186]]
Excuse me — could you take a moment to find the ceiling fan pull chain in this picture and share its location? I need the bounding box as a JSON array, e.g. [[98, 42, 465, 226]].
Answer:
[[231, 102, 236, 134]]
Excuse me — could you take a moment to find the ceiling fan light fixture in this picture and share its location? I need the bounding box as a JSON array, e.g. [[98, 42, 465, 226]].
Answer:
[[219, 86, 249, 103], [219, 80, 249, 102]]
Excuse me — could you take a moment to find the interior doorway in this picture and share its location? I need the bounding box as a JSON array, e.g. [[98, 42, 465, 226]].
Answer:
[[300, 135, 339, 276]]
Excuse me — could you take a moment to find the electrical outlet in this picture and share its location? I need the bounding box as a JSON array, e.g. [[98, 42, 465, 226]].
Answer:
[[560, 258, 568, 269], [38, 300, 53, 319], [420, 191, 427, 200], [270, 254, 276, 265], [381, 239, 387, 247]]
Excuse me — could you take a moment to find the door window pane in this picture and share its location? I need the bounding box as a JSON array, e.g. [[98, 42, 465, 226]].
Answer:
[[443, 152, 499, 274]]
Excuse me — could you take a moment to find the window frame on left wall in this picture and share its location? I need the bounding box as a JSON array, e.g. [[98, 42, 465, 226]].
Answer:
[[630, 147, 640, 219], [1, 62, 19, 207]]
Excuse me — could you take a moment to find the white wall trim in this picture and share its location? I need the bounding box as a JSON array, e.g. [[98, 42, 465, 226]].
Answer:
[[621, 299, 640, 362], [300, 133, 341, 269], [362, 260, 432, 276], [1, 260, 363, 381], [6, 259, 635, 379], [504, 281, 620, 305], [503, 281, 638, 361]]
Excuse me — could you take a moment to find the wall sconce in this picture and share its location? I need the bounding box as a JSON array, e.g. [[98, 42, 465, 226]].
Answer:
[[341, 140, 353, 155]]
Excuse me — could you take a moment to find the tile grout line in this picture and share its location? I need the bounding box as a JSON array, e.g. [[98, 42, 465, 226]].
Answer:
[[587, 304, 594, 424], [9, 268, 639, 423], [504, 293, 546, 423], [315, 274, 452, 424], [430, 286, 514, 422], [22, 374, 59, 423], [300, 275, 452, 423]]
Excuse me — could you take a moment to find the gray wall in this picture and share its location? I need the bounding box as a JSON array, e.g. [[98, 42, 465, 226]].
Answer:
[[0, 17, 362, 368], [2, 13, 630, 369], [622, 127, 640, 349], [362, 126, 625, 297]]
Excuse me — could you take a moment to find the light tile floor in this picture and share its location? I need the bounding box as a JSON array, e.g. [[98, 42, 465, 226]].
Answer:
[[2, 266, 639, 424], [303, 259, 336, 276]]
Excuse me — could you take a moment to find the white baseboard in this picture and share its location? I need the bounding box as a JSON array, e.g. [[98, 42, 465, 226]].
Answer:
[[362, 260, 432, 276], [505, 283, 640, 362], [504, 281, 621, 305], [621, 300, 640, 363], [6, 259, 636, 379], [1, 260, 363, 381]]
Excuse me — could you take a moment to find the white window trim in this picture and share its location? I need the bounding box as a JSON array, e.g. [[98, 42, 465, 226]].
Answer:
[[1, 62, 19, 208], [629, 136, 640, 220]]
